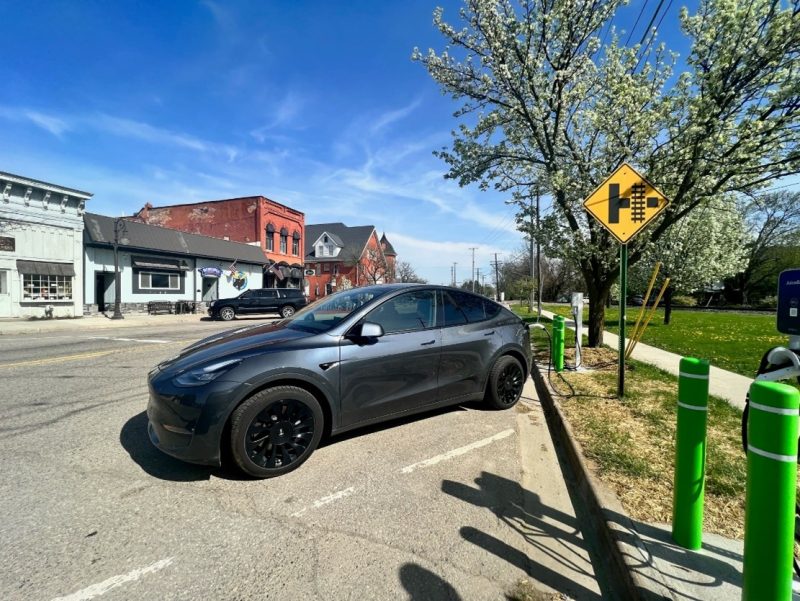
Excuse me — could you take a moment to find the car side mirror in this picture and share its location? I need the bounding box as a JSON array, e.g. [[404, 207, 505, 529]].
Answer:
[[347, 322, 384, 339]]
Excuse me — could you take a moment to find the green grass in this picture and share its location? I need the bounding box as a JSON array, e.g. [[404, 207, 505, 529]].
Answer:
[[541, 303, 782, 378]]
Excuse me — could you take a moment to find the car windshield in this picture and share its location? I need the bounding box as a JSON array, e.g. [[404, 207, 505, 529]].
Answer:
[[284, 287, 393, 333]]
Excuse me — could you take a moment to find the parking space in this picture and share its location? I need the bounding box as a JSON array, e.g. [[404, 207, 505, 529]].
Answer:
[[0, 322, 601, 600]]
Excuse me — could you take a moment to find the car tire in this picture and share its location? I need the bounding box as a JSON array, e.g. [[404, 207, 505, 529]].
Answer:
[[485, 355, 525, 410], [279, 305, 295, 318], [229, 386, 324, 478], [219, 306, 236, 321]]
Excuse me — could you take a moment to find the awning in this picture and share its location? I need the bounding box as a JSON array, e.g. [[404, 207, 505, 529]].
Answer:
[[131, 256, 190, 271], [16, 260, 75, 277]]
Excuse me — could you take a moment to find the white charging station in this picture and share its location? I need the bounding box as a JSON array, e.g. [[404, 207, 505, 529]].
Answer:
[[571, 292, 584, 369]]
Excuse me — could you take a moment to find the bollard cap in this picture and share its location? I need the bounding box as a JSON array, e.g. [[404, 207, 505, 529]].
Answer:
[[553, 315, 565, 323], [679, 357, 709, 376], [749, 381, 800, 412]]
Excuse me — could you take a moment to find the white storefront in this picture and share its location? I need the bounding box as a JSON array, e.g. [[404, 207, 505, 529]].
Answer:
[[83, 213, 265, 313], [0, 172, 91, 318]]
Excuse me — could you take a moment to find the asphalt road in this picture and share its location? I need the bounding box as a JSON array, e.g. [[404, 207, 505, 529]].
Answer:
[[0, 320, 605, 601]]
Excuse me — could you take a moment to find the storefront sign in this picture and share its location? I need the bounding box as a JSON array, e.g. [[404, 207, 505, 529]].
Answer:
[[198, 266, 223, 278], [0, 236, 15, 252]]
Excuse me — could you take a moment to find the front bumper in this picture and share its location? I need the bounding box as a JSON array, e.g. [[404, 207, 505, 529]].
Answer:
[[146, 372, 246, 467]]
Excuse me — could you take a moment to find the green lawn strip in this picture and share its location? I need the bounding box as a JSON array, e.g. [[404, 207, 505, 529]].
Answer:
[[550, 355, 747, 539], [542, 303, 782, 378]]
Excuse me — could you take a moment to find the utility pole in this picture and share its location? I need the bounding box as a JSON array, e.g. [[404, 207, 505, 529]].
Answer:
[[476, 268, 481, 294], [536, 188, 542, 317], [529, 196, 535, 313], [452, 262, 457, 287], [493, 253, 501, 302], [469, 247, 477, 292]]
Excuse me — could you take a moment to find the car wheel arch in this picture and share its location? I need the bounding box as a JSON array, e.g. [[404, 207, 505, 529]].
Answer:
[[220, 377, 335, 456], [481, 347, 530, 393]]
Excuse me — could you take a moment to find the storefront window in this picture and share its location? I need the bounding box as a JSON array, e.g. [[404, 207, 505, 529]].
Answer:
[[139, 271, 180, 290], [23, 274, 73, 300]]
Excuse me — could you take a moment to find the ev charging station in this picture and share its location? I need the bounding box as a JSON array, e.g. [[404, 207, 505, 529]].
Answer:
[[570, 292, 584, 369]]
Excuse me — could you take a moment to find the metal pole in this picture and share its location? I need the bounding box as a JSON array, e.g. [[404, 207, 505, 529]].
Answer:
[[111, 218, 124, 320], [671, 357, 709, 549], [742, 380, 799, 601], [618, 244, 627, 397], [494, 253, 500, 302], [536, 191, 542, 318]]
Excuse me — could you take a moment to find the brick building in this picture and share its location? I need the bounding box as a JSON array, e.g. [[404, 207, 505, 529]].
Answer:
[[134, 196, 305, 288], [304, 223, 397, 300]]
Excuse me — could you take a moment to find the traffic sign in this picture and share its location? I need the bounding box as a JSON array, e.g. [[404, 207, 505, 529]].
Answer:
[[582, 163, 670, 244]]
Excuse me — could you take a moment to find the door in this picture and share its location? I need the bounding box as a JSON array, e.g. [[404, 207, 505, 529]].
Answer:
[[437, 290, 504, 401], [94, 272, 114, 312], [338, 289, 440, 427], [201, 277, 218, 302], [0, 270, 11, 317]]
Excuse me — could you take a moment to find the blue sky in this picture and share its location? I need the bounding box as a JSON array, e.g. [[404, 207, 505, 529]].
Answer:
[[1, 0, 691, 285]]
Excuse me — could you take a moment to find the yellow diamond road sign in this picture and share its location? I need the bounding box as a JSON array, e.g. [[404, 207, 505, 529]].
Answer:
[[582, 163, 670, 244]]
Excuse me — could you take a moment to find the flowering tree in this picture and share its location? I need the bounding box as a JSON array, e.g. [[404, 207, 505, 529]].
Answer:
[[415, 0, 800, 345], [629, 196, 747, 323]]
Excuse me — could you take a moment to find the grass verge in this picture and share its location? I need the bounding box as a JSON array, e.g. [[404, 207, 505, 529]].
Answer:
[[531, 339, 747, 540]]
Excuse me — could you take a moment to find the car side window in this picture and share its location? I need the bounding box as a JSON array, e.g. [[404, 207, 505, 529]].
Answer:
[[240, 290, 253, 299], [447, 290, 501, 322], [259, 290, 278, 299], [366, 290, 437, 334], [440, 291, 468, 327]]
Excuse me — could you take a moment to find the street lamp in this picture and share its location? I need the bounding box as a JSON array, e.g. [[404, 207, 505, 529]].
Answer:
[[111, 217, 128, 320]]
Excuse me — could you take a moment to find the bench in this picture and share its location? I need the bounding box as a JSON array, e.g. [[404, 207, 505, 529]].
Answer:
[[147, 301, 174, 315]]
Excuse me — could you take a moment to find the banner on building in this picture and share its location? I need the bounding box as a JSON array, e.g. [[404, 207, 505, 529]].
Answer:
[[198, 266, 223, 278]]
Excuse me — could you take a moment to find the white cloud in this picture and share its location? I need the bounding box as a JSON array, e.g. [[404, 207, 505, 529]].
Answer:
[[0, 106, 71, 137], [250, 90, 306, 141], [370, 98, 423, 134]]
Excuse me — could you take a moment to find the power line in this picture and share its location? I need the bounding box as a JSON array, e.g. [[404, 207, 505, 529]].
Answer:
[[624, 0, 650, 46]]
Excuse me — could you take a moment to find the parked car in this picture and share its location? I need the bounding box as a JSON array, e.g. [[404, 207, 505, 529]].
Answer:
[[208, 288, 308, 320], [148, 284, 532, 478]]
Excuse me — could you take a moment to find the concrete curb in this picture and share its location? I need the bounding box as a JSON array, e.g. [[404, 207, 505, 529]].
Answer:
[[531, 362, 678, 601]]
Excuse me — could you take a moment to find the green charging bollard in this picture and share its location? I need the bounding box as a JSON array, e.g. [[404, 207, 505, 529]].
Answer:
[[742, 381, 799, 601], [671, 357, 710, 550], [552, 315, 565, 372]]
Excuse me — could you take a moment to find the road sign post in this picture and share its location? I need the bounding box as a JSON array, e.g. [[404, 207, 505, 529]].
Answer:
[[582, 163, 670, 399]]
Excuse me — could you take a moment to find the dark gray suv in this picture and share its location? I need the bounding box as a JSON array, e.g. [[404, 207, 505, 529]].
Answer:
[[148, 284, 532, 478], [208, 288, 308, 320]]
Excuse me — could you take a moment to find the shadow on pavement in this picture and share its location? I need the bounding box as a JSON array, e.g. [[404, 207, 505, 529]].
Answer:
[[443, 471, 602, 601], [120, 411, 215, 482], [399, 563, 462, 601]]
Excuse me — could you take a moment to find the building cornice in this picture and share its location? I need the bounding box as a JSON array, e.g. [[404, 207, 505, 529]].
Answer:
[[0, 171, 92, 199]]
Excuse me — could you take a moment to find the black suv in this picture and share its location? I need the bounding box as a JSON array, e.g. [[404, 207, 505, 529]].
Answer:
[[208, 288, 308, 321]]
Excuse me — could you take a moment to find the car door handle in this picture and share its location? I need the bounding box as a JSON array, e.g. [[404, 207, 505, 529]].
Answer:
[[483, 331, 495, 336], [420, 340, 436, 346]]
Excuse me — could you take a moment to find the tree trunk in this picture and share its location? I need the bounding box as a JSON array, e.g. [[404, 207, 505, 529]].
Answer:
[[587, 285, 611, 347], [663, 286, 674, 325]]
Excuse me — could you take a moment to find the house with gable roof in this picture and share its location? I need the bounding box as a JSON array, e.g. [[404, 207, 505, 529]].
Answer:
[[304, 223, 397, 300]]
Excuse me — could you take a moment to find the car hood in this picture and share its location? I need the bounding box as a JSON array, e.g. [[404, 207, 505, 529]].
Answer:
[[159, 321, 315, 374]]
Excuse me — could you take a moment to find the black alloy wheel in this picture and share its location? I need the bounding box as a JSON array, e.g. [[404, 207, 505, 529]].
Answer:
[[485, 355, 525, 409], [230, 386, 323, 478]]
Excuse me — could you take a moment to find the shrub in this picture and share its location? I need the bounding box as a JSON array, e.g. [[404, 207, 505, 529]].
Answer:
[[756, 295, 778, 309], [672, 295, 698, 307]]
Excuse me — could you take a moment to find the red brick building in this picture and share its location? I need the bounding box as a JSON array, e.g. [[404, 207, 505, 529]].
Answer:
[[304, 223, 397, 300], [134, 196, 305, 288]]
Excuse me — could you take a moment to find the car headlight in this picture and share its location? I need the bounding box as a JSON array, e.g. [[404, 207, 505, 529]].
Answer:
[[174, 359, 241, 387]]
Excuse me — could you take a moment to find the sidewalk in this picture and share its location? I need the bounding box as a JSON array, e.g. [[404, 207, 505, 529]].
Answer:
[[0, 312, 207, 335], [541, 310, 751, 411]]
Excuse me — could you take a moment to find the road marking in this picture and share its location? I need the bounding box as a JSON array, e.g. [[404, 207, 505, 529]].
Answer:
[[86, 336, 171, 344], [400, 429, 516, 474], [0, 350, 116, 369], [51, 557, 174, 601], [291, 487, 356, 517]]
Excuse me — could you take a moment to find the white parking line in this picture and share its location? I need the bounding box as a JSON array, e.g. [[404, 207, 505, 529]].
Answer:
[[400, 429, 516, 474], [51, 557, 174, 601], [291, 487, 356, 517], [86, 336, 171, 344]]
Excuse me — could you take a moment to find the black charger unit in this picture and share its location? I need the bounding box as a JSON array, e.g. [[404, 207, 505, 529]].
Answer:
[[777, 268, 800, 335]]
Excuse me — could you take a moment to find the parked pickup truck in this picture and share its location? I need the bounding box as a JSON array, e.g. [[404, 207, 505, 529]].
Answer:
[[208, 288, 308, 320]]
